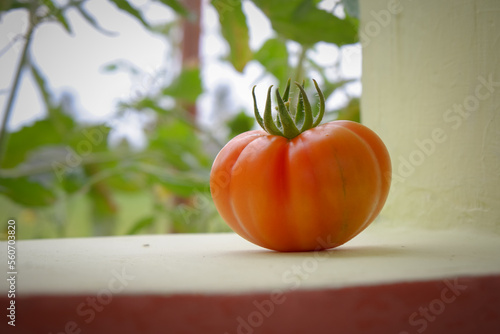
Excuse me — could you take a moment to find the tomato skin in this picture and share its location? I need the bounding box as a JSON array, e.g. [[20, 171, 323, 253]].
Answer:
[[210, 120, 391, 252]]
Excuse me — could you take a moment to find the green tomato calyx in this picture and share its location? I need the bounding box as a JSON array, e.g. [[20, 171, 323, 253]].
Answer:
[[252, 78, 325, 139]]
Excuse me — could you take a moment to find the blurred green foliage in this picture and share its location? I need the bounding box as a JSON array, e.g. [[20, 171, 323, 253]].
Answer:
[[0, 0, 360, 240]]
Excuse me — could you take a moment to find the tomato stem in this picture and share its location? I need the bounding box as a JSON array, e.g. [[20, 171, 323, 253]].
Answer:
[[252, 79, 325, 139], [295, 82, 313, 132], [263, 85, 284, 136], [276, 88, 300, 138], [282, 78, 291, 102], [311, 79, 326, 128]]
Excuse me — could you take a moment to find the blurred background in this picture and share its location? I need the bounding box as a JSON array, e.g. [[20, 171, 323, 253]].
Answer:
[[0, 0, 361, 239]]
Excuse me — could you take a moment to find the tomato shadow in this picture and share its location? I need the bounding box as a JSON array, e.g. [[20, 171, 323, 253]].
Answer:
[[318, 244, 412, 258], [227, 244, 413, 260]]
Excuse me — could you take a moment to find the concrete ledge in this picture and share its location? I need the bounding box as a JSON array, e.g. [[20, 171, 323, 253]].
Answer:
[[1, 224, 500, 333], [10, 276, 500, 334]]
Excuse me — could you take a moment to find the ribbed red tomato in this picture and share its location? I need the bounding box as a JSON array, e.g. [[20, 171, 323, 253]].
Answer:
[[210, 80, 391, 252]]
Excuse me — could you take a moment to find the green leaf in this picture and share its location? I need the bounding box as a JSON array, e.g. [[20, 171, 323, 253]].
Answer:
[[156, 0, 190, 18], [150, 119, 211, 170], [6, 61, 75, 169], [101, 60, 140, 75], [7, 2, 28, 11], [0, 0, 14, 13], [74, 2, 117, 36], [226, 111, 255, 139], [30, 61, 54, 109], [102, 63, 118, 72], [337, 97, 360, 122], [30, 61, 76, 134], [45, 0, 72, 34], [60, 168, 87, 194], [131, 97, 174, 115], [106, 171, 147, 192], [211, 0, 252, 72], [146, 166, 208, 198], [126, 216, 155, 235], [150, 21, 177, 36], [251, 0, 358, 46], [0, 176, 56, 207], [1, 117, 73, 169], [84, 164, 118, 219], [162, 67, 202, 103], [109, 0, 150, 28], [156, 175, 207, 198], [254, 38, 290, 87], [69, 124, 111, 154]]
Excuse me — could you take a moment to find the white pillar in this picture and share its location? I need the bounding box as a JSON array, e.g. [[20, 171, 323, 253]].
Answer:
[[360, 0, 500, 232]]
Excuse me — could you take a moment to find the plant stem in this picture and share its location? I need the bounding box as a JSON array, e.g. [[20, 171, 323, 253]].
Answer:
[[291, 46, 308, 112], [0, 12, 36, 167], [0, 18, 35, 166], [180, 0, 201, 119], [294, 46, 308, 84]]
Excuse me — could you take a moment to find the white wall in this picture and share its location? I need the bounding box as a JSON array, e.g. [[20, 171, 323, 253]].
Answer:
[[360, 0, 500, 232]]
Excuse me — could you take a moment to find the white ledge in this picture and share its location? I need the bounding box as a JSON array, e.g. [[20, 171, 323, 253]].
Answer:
[[3, 223, 500, 295]]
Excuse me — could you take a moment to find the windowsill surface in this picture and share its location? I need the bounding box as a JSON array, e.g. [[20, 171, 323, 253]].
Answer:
[[2, 223, 499, 334], [8, 223, 500, 295]]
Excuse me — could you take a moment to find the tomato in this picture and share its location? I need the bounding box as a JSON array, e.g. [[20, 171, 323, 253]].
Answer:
[[210, 79, 391, 252]]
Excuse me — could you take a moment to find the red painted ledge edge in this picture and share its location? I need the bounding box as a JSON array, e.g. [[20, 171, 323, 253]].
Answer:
[[2, 274, 499, 334]]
